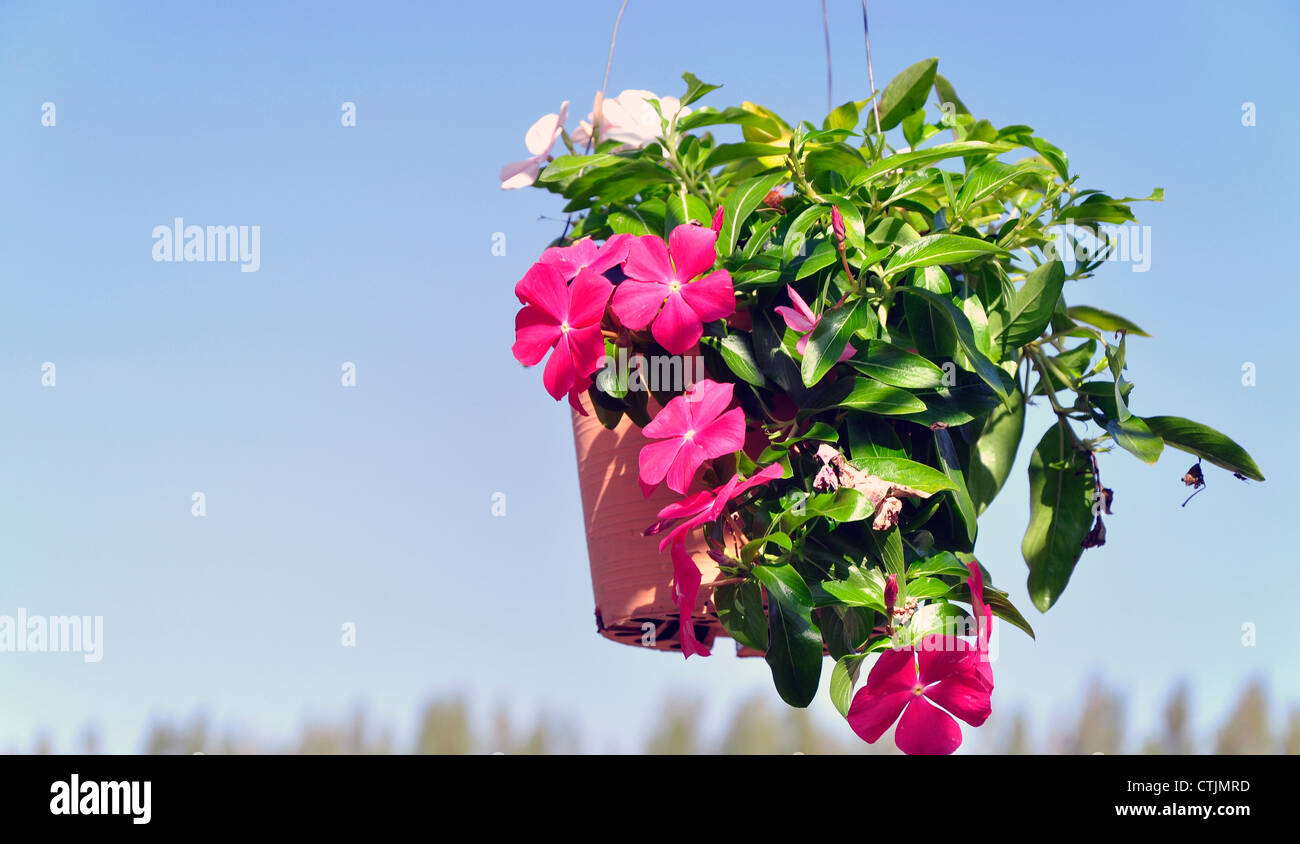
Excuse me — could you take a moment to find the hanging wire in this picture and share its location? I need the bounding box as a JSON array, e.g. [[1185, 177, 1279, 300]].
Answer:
[[821, 0, 833, 113], [560, 0, 630, 242], [860, 0, 882, 136]]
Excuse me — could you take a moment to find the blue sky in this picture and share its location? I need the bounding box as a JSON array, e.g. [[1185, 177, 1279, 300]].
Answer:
[[0, 0, 1296, 753]]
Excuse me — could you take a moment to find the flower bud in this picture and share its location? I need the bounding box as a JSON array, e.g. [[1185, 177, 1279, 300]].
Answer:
[[884, 573, 899, 616], [711, 205, 725, 235], [830, 206, 846, 244]]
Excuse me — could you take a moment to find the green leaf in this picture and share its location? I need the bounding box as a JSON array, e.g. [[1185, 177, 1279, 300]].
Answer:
[[679, 71, 721, 107], [955, 160, 1049, 216], [712, 333, 766, 387], [764, 596, 823, 708], [1066, 305, 1151, 337], [536, 153, 622, 184], [906, 551, 970, 578], [853, 141, 1014, 187], [897, 288, 1012, 403], [821, 565, 888, 612], [1022, 422, 1095, 612], [1142, 416, 1264, 481], [830, 654, 867, 718], [934, 429, 978, 546], [806, 488, 876, 523], [752, 563, 815, 610], [823, 99, 861, 131], [932, 73, 969, 117], [848, 340, 946, 389], [804, 376, 926, 415], [663, 193, 712, 235], [965, 383, 1025, 515], [718, 172, 788, 256], [999, 260, 1066, 349], [907, 577, 951, 599], [1106, 415, 1164, 464], [715, 580, 768, 651], [873, 58, 938, 132], [882, 234, 1008, 279], [849, 456, 957, 495], [702, 142, 788, 170], [895, 603, 970, 647], [801, 300, 866, 387]]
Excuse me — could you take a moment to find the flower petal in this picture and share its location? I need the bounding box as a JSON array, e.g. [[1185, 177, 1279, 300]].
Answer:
[[513, 262, 568, 318], [610, 280, 667, 330], [787, 285, 816, 323], [499, 157, 541, 190], [847, 688, 912, 744], [863, 647, 919, 694], [774, 305, 813, 335], [925, 671, 992, 728], [539, 238, 600, 280], [894, 694, 964, 755], [566, 268, 614, 327], [589, 234, 632, 275], [679, 269, 735, 322], [691, 406, 745, 459], [523, 104, 568, 156], [566, 324, 608, 381], [638, 438, 683, 488], [623, 234, 673, 283], [665, 439, 707, 494], [670, 540, 711, 658], [512, 306, 561, 366], [916, 634, 976, 686], [681, 379, 735, 429], [668, 223, 719, 282], [652, 291, 703, 354], [642, 392, 695, 439], [540, 333, 577, 400]]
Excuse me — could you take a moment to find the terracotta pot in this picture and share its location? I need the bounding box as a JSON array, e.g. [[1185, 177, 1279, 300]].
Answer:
[[570, 392, 728, 653]]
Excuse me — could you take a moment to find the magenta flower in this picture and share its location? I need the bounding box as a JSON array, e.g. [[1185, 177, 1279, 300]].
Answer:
[[610, 224, 735, 354], [965, 561, 994, 691], [774, 285, 857, 361], [646, 463, 784, 550], [669, 539, 711, 659], [638, 379, 745, 494], [645, 462, 782, 660], [512, 263, 612, 401], [711, 206, 725, 236], [847, 636, 992, 755], [539, 234, 631, 281]]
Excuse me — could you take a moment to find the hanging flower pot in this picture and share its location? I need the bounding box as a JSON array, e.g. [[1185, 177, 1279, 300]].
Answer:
[[502, 61, 1264, 754], [570, 392, 728, 653]]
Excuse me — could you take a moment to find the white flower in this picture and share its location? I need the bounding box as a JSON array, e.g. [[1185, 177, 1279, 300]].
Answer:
[[499, 101, 569, 190], [572, 89, 690, 150]]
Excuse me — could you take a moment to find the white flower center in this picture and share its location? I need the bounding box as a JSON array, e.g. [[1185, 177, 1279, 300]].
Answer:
[[560, 321, 570, 333], [684, 429, 695, 440]]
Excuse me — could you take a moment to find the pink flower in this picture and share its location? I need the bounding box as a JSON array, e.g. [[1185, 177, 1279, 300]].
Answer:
[[540, 235, 631, 281], [611, 225, 735, 354], [669, 539, 711, 659], [645, 463, 782, 660], [773, 285, 857, 361], [499, 102, 569, 190], [965, 561, 994, 691], [512, 263, 612, 401], [638, 379, 745, 495], [847, 636, 992, 755], [572, 89, 691, 149], [646, 463, 784, 549], [711, 206, 725, 235]]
